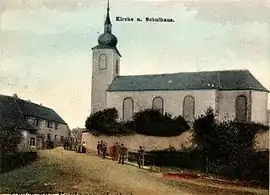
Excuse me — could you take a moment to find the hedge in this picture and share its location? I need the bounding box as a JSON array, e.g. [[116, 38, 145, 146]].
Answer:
[[85, 108, 190, 137], [0, 152, 38, 173], [147, 149, 269, 188], [149, 149, 205, 171]]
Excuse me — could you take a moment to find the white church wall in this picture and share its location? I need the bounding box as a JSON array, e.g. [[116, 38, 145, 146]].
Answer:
[[106, 90, 216, 120], [217, 90, 251, 122], [251, 91, 268, 125]]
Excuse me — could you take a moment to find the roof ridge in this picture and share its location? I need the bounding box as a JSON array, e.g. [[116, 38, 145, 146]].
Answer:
[[119, 69, 250, 78], [2, 94, 55, 111], [0, 94, 67, 124]]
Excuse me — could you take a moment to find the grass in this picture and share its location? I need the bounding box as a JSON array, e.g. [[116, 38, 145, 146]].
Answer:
[[0, 153, 83, 194]]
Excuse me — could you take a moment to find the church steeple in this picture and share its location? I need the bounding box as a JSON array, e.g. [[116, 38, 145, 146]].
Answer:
[[104, 0, 112, 33], [96, 0, 118, 48]]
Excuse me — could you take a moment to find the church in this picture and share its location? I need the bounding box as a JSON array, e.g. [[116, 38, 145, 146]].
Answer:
[[91, 1, 269, 125]]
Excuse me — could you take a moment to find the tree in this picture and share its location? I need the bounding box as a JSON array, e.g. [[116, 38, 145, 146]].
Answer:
[[71, 128, 84, 142], [85, 108, 131, 135], [193, 106, 268, 179], [132, 109, 189, 137], [0, 123, 23, 172]]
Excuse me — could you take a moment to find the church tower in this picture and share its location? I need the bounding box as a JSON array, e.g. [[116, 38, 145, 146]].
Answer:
[[91, 0, 121, 114]]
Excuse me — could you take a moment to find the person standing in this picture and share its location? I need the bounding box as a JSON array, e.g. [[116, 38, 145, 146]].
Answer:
[[111, 143, 117, 160], [82, 142, 86, 153], [99, 140, 104, 156], [115, 142, 120, 161], [118, 144, 127, 164], [101, 142, 106, 159], [137, 146, 144, 168], [97, 141, 101, 155]]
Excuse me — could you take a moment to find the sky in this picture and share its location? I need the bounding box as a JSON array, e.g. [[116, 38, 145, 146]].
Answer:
[[0, 0, 269, 129]]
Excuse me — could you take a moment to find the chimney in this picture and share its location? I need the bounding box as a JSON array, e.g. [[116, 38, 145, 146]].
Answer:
[[13, 93, 19, 98]]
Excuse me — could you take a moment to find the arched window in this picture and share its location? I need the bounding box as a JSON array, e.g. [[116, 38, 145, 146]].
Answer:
[[183, 95, 195, 123], [99, 54, 107, 70], [235, 95, 247, 122], [123, 97, 134, 121], [116, 60, 119, 75], [152, 97, 164, 114]]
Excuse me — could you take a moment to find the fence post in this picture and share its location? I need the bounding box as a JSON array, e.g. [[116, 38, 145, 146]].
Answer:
[[142, 154, 145, 166]]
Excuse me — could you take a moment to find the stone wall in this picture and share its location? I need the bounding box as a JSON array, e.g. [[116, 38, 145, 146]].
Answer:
[[82, 130, 269, 152], [255, 131, 269, 151], [82, 130, 193, 152]]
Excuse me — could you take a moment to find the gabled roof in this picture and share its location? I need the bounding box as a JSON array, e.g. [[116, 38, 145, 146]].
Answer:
[[0, 96, 37, 131], [107, 70, 269, 92], [0, 95, 67, 125]]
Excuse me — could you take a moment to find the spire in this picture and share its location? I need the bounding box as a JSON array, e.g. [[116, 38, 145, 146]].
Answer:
[[104, 0, 112, 33]]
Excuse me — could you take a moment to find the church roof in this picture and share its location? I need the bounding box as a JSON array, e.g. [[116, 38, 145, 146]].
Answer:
[[0, 95, 67, 127], [107, 70, 269, 92]]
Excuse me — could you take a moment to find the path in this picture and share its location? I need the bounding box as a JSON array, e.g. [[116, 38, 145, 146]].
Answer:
[[39, 148, 268, 195]]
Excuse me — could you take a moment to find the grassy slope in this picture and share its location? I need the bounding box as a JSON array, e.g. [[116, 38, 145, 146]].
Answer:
[[0, 154, 83, 193]]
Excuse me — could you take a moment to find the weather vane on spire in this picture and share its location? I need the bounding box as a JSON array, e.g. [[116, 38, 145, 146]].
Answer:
[[107, 0, 110, 11], [104, 0, 112, 32]]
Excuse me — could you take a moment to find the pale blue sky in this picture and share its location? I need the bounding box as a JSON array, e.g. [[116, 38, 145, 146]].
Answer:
[[0, 0, 269, 128]]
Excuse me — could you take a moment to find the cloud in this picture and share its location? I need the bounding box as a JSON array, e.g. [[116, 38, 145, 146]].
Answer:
[[184, 0, 270, 24]]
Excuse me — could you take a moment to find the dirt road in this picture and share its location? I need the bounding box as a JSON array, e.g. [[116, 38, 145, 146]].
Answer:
[[39, 148, 268, 195], [41, 148, 194, 195]]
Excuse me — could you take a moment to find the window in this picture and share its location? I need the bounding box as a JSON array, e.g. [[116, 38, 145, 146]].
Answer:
[[152, 97, 164, 114], [99, 54, 107, 70], [47, 134, 51, 141], [116, 60, 119, 75], [183, 95, 195, 123], [60, 136, 64, 142], [30, 138, 36, 146], [55, 123, 58, 129], [47, 121, 53, 128], [33, 119, 39, 126], [123, 97, 134, 121], [235, 95, 247, 122]]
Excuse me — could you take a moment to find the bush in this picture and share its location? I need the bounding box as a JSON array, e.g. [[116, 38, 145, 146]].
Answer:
[[0, 123, 23, 157], [0, 152, 38, 173], [85, 108, 189, 136], [85, 108, 134, 136], [148, 149, 205, 170], [192, 106, 269, 187], [132, 109, 190, 137], [244, 151, 269, 188]]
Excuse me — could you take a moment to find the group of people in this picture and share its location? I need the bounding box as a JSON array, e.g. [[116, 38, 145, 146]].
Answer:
[[97, 141, 145, 167], [97, 140, 108, 159], [97, 141, 128, 164], [63, 138, 86, 153]]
